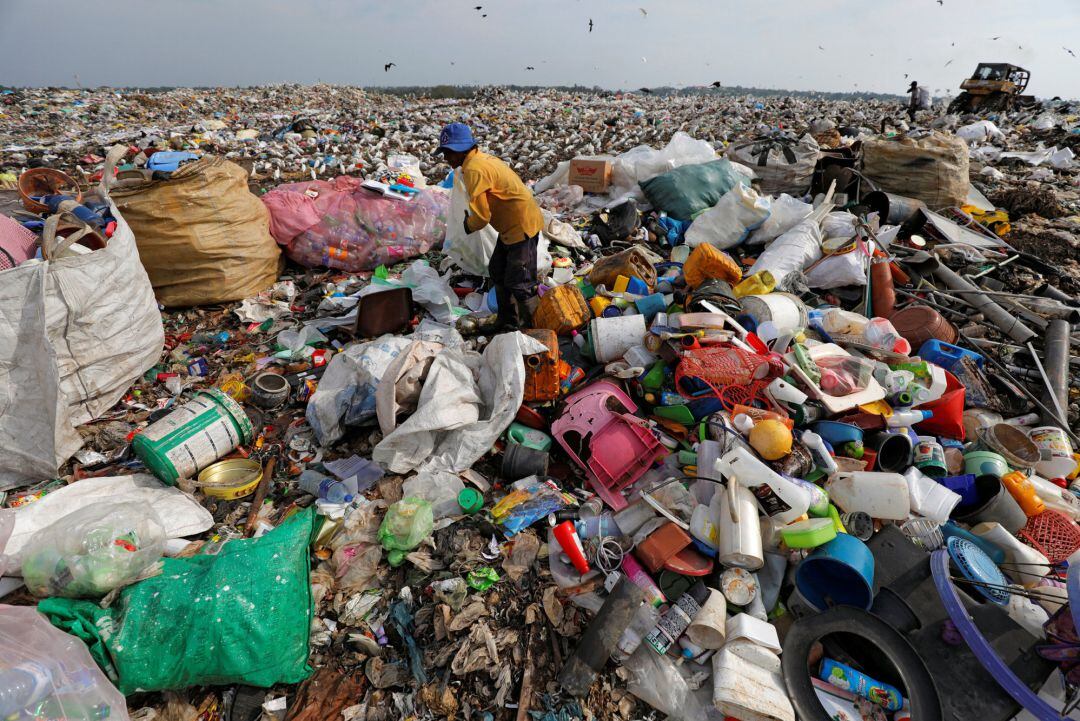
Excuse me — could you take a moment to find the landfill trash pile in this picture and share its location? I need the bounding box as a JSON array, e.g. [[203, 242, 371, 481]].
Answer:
[[1, 84, 1080, 721]]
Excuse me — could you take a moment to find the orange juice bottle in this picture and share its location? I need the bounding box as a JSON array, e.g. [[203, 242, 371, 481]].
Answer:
[[1001, 471, 1046, 517]]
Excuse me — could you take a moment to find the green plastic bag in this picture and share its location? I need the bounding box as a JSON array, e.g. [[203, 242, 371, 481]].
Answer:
[[639, 159, 745, 221], [378, 497, 433, 567], [39, 507, 316, 694]]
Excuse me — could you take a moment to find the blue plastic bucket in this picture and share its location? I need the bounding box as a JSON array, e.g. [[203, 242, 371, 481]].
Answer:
[[796, 532, 875, 611]]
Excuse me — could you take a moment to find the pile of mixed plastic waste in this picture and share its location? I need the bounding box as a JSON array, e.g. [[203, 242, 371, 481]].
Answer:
[[1, 85, 1080, 721]]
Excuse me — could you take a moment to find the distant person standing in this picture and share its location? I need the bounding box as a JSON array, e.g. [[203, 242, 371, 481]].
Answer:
[[436, 122, 543, 330], [907, 81, 930, 122]]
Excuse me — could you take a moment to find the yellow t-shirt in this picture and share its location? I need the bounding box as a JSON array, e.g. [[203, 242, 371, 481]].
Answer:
[[461, 150, 544, 244]]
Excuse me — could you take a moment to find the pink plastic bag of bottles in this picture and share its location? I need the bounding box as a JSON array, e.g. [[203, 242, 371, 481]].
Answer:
[[262, 176, 449, 272]]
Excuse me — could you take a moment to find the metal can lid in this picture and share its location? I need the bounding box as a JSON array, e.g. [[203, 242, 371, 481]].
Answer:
[[458, 487, 484, 514]]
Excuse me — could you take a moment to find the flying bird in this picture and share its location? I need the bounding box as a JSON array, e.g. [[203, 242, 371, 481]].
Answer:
[[944, 59, 953, 66], [474, 5, 481, 9], [1066, 47, 1077, 57], [641, 56, 647, 62], [482, 13, 487, 17], [992, 36, 1001, 40], [818, 45, 825, 50], [937, 0, 943, 5], [639, 7, 647, 17], [639, 87, 652, 93], [904, 73, 909, 79], [711, 81, 722, 87], [384, 62, 396, 72], [526, 66, 535, 70], [588, 18, 593, 32], [1018, 44, 1023, 49]]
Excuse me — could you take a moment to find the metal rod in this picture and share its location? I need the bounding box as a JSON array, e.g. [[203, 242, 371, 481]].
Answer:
[[955, 328, 1080, 446]]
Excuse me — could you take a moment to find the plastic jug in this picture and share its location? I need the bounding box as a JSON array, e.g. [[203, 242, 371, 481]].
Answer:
[[825, 471, 910, 520], [506, 422, 553, 452], [1000, 471, 1046, 517], [732, 270, 776, 298], [716, 446, 810, 524], [717, 481, 765, 570], [819, 308, 869, 336]]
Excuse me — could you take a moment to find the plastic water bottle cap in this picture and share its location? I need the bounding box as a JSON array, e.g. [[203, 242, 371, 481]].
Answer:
[[458, 487, 484, 514]]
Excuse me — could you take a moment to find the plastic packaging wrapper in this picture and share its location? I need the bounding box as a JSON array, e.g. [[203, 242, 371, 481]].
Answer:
[[22, 502, 165, 598], [306, 335, 413, 446], [262, 176, 449, 272], [491, 478, 570, 536], [378, 497, 434, 566], [748, 194, 813, 246], [684, 184, 771, 250], [749, 217, 823, 287], [0, 474, 212, 574], [376, 332, 547, 517], [39, 507, 316, 695], [623, 645, 717, 720], [639, 159, 746, 221], [728, 133, 820, 196], [0, 605, 129, 721], [816, 355, 875, 396], [956, 120, 1006, 145]]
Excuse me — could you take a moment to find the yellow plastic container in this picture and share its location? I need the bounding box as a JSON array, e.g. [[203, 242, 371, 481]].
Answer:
[[589, 296, 612, 316], [1001, 471, 1046, 517], [533, 283, 591, 335], [733, 270, 776, 298], [683, 243, 742, 288], [613, 275, 631, 294]]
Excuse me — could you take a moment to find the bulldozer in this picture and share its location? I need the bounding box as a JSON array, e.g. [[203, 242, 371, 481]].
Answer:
[[948, 63, 1034, 114]]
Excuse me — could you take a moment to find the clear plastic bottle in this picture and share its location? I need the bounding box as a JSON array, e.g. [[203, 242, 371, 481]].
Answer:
[[298, 470, 353, 504], [0, 662, 52, 717], [865, 318, 911, 354], [612, 603, 663, 663]]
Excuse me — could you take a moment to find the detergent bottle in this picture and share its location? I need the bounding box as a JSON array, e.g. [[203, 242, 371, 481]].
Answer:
[[715, 446, 810, 524]]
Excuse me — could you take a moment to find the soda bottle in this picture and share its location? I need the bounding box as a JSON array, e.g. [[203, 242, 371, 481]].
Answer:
[[0, 661, 52, 717]]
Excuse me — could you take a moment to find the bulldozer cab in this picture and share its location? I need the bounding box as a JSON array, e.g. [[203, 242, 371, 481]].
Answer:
[[950, 63, 1031, 114], [960, 63, 1030, 95]]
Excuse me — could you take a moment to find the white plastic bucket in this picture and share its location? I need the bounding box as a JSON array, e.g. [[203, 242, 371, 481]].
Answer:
[[590, 315, 647, 363], [687, 588, 728, 649], [1030, 426, 1077, 478], [825, 471, 911, 520], [903, 467, 961, 523]]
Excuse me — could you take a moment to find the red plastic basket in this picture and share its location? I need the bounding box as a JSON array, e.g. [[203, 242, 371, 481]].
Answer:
[[1018, 510, 1080, 564]]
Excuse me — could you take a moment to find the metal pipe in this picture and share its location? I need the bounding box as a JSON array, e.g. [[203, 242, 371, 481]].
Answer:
[[1043, 319, 1071, 427], [915, 255, 1038, 344], [955, 329, 1080, 446]]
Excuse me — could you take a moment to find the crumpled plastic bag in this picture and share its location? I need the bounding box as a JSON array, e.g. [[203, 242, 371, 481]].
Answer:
[[956, 120, 1006, 145], [379, 497, 434, 567], [748, 193, 812, 246], [401, 261, 460, 324], [306, 335, 413, 445], [685, 184, 771, 250], [21, 502, 165, 599], [375, 340, 447, 435], [376, 332, 547, 517]]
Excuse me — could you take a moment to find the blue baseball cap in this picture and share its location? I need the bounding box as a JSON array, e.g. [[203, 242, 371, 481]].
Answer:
[[436, 123, 476, 154]]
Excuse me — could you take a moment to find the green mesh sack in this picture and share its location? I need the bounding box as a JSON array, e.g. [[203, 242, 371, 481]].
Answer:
[[39, 507, 315, 694], [639, 159, 745, 221]]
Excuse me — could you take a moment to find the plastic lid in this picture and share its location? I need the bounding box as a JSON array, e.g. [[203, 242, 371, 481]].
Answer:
[[781, 517, 838, 549], [458, 487, 484, 514], [946, 536, 1009, 605]]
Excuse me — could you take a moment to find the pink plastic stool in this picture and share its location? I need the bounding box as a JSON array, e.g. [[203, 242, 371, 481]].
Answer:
[[552, 380, 666, 510]]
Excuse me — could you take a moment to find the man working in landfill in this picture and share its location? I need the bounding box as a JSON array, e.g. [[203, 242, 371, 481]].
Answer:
[[436, 122, 543, 330], [906, 81, 930, 122]]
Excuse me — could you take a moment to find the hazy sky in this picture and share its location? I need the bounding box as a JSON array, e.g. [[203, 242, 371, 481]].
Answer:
[[3, 0, 1079, 98]]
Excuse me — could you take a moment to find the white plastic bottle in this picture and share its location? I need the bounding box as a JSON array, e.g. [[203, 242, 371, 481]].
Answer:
[[715, 446, 810, 524]]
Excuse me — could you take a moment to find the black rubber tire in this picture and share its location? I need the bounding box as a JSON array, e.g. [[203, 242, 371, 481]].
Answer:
[[781, 606, 944, 721]]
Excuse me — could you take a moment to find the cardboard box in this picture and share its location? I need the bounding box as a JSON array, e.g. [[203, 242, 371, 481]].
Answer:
[[568, 156, 612, 193]]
